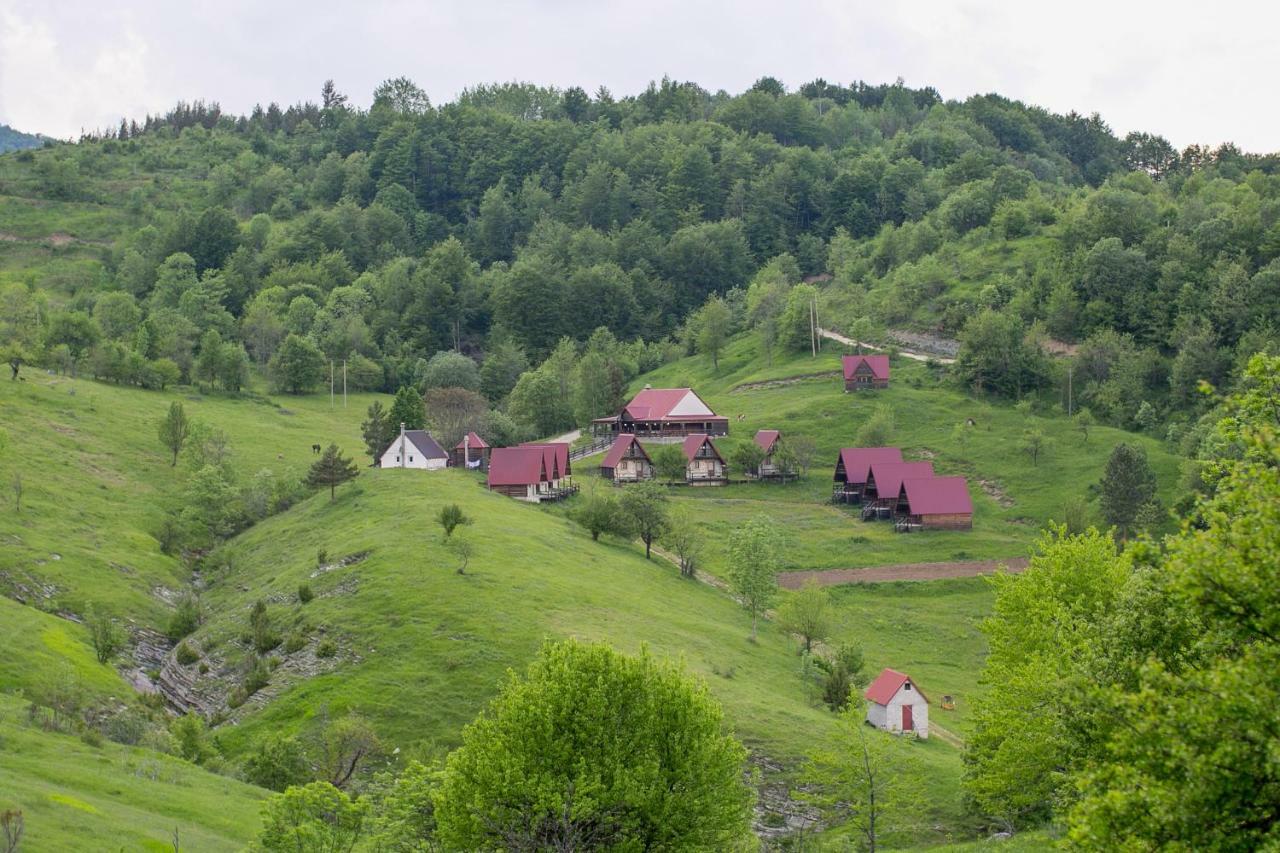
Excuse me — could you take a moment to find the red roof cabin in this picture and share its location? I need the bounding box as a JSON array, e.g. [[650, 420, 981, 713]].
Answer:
[[486, 446, 548, 502], [842, 355, 890, 391], [863, 461, 935, 519], [450, 431, 490, 471], [488, 443, 577, 502], [832, 447, 903, 503], [682, 434, 728, 486], [591, 387, 728, 439], [599, 434, 653, 483], [895, 476, 974, 531], [865, 668, 930, 738], [753, 429, 785, 478]]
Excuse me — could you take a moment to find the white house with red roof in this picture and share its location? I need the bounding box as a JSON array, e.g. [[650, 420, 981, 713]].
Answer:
[[864, 667, 929, 738], [842, 355, 890, 391], [591, 387, 728, 439]]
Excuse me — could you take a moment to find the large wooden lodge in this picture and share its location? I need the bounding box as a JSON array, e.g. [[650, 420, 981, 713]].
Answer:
[[591, 387, 728, 439]]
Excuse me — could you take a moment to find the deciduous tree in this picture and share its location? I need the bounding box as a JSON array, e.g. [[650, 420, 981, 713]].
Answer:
[[727, 515, 782, 640]]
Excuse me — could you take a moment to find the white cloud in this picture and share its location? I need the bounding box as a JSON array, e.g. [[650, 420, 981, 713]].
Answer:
[[0, 0, 1276, 150]]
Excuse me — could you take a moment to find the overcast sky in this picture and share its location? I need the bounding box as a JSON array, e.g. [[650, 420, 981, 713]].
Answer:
[[1, 0, 1275, 151]]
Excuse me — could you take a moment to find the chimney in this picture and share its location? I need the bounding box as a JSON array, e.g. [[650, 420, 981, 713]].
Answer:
[[400, 422, 406, 436], [399, 422, 406, 468]]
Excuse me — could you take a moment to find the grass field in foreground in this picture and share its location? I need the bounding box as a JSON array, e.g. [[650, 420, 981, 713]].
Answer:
[[0, 696, 266, 852]]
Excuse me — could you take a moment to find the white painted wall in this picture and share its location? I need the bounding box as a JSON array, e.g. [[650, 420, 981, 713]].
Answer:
[[667, 391, 713, 417], [866, 683, 930, 739], [379, 436, 447, 470]]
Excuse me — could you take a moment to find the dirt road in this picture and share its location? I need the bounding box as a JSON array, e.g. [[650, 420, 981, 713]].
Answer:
[[817, 328, 957, 365], [777, 557, 1029, 588]]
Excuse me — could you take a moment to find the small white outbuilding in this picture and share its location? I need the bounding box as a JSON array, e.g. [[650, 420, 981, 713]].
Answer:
[[379, 423, 449, 470], [864, 667, 929, 739]]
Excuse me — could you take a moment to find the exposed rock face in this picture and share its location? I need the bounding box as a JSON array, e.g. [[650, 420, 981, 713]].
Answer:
[[750, 753, 822, 844]]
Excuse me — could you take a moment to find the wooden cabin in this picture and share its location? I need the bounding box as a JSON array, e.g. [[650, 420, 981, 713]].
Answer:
[[896, 476, 974, 531], [450, 431, 490, 470], [865, 668, 930, 739], [591, 387, 728, 439], [842, 355, 890, 391], [519, 443, 572, 487], [486, 447, 549, 502], [600, 434, 654, 483], [754, 429, 783, 478], [379, 424, 448, 470], [682, 434, 728, 486], [862, 461, 935, 519], [832, 447, 903, 503]]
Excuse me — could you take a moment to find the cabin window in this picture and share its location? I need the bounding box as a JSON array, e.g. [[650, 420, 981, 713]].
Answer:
[[903, 683, 911, 690], [409, 455, 414, 462], [395, 455, 401, 462]]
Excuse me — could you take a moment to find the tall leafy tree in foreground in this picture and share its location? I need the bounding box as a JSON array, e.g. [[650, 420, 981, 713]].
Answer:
[[727, 514, 782, 640], [255, 782, 366, 852], [432, 640, 753, 850], [306, 444, 359, 501], [806, 700, 918, 853], [1098, 442, 1157, 540], [157, 401, 190, 466]]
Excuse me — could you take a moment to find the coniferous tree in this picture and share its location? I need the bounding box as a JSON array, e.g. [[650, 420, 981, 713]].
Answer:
[[1098, 443, 1157, 540], [306, 444, 360, 501]]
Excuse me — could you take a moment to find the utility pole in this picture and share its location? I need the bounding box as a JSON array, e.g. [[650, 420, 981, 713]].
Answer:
[[814, 298, 821, 352], [809, 297, 817, 357], [1067, 365, 1074, 417], [342, 359, 347, 408], [329, 361, 334, 407]]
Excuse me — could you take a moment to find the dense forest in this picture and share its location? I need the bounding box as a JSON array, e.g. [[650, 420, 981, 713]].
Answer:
[[2, 76, 1277, 447]]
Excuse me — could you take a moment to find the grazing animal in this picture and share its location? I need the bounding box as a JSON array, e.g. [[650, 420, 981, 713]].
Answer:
[[966, 418, 976, 427], [277, 454, 284, 460], [311, 444, 321, 454]]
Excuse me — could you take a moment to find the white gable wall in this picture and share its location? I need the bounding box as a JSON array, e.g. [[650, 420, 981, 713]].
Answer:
[[867, 683, 930, 739], [667, 390, 714, 417], [379, 436, 447, 470]]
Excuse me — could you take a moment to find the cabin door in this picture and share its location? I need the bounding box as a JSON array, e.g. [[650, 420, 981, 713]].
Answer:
[[902, 705, 913, 731]]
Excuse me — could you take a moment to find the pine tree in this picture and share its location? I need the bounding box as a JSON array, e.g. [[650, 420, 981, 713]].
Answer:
[[360, 401, 393, 463], [1099, 443, 1157, 541], [306, 444, 360, 501]]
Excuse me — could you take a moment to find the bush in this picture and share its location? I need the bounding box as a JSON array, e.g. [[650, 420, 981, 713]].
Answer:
[[88, 609, 126, 664], [298, 584, 314, 604], [244, 734, 311, 792], [168, 594, 202, 641], [80, 728, 104, 748], [175, 642, 200, 666], [284, 633, 306, 654], [250, 600, 281, 654], [104, 709, 150, 746], [316, 639, 337, 659], [171, 713, 215, 764]]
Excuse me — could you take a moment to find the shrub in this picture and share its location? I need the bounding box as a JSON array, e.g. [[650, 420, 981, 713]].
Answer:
[[284, 633, 306, 654], [298, 584, 314, 604], [250, 599, 281, 654], [316, 639, 337, 659], [244, 734, 311, 792], [168, 594, 202, 641], [244, 657, 271, 696], [88, 609, 126, 664], [175, 642, 200, 666], [104, 709, 149, 746], [80, 728, 104, 748], [171, 713, 215, 764]]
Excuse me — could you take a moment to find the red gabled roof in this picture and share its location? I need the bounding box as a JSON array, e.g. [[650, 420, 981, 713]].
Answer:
[[868, 461, 934, 498], [842, 354, 890, 381], [865, 667, 928, 705], [681, 433, 724, 463], [520, 442, 570, 478], [455, 431, 489, 450], [754, 429, 781, 454], [836, 447, 903, 485], [619, 387, 721, 422], [601, 434, 649, 469], [902, 476, 973, 516], [487, 447, 547, 487]]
